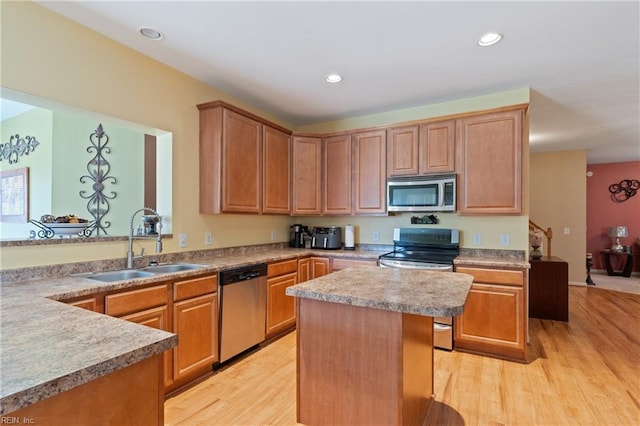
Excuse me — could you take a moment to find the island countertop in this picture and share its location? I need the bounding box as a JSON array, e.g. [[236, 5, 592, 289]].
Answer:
[[286, 265, 474, 317]]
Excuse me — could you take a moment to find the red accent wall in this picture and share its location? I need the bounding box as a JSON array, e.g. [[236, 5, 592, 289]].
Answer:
[[586, 161, 640, 272]]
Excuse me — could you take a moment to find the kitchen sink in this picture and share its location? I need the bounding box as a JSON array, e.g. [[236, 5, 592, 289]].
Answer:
[[140, 263, 208, 274], [83, 270, 157, 282]]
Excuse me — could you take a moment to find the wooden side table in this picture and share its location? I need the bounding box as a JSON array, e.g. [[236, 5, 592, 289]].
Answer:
[[602, 250, 634, 278], [529, 256, 568, 321]]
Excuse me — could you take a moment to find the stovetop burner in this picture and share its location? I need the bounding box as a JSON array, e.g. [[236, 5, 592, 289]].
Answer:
[[379, 227, 460, 268]]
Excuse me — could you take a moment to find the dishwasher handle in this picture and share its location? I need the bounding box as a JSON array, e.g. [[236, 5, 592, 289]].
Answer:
[[239, 271, 260, 281], [219, 263, 268, 286]]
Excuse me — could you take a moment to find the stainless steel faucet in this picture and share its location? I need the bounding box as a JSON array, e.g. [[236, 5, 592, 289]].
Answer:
[[127, 207, 163, 269]]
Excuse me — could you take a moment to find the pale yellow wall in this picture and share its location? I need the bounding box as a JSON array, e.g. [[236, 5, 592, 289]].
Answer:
[[1, 1, 530, 270], [298, 88, 530, 134], [530, 150, 587, 283], [0, 1, 295, 268]]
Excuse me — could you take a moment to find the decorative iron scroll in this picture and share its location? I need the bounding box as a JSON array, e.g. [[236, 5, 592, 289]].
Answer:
[[608, 179, 640, 202], [79, 124, 116, 235], [0, 134, 40, 164]]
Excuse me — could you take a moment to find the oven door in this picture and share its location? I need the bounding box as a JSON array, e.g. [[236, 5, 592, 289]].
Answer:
[[433, 317, 453, 351]]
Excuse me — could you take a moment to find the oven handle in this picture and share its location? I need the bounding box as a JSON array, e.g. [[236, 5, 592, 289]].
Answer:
[[434, 323, 452, 330]]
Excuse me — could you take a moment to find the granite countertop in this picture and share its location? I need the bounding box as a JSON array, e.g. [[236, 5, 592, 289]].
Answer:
[[454, 255, 530, 269], [0, 247, 383, 415], [286, 265, 474, 317], [0, 246, 518, 415]]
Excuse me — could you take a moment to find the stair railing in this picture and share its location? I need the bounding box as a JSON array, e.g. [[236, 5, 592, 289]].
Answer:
[[529, 220, 553, 257]]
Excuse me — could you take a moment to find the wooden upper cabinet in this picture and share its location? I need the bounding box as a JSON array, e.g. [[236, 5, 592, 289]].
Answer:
[[456, 109, 524, 215], [419, 120, 455, 174], [263, 126, 291, 214], [198, 100, 292, 215], [323, 134, 352, 215], [292, 136, 322, 215], [353, 130, 387, 215], [387, 126, 419, 176], [222, 109, 262, 213]]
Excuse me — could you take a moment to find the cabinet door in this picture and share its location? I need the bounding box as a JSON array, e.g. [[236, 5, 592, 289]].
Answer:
[[292, 137, 322, 215], [173, 293, 218, 382], [323, 134, 352, 215], [419, 120, 455, 174], [387, 126, 419, 176], [298, 258, 310, 283], [263, 126, 291, 214], [310, 257, 331, 278], [353, 130, 387, 214], [454, 283, 525, 360], [222, 109, 262, 213], [456, 109, 523, 214], [121, 306, 173, 388], [266, 272, 298, 337]]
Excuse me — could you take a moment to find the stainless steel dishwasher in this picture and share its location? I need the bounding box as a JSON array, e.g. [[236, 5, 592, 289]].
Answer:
[[218, 263, 268, 363]]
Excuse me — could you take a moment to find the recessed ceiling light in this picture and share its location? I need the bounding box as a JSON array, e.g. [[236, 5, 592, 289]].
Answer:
[[325, 73, 343, 83], [138, 26, 164, 41], [477, 32, 503, 47]]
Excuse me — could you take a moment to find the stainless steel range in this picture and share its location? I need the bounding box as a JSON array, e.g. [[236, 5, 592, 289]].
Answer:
[[379, 227, 460, 350]]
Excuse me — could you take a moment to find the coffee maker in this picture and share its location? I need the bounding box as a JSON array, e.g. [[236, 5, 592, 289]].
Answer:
[[289, 224, 308, 248]]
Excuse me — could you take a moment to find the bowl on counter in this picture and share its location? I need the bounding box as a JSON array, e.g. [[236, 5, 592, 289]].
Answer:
[[46, 222, 91, 236]]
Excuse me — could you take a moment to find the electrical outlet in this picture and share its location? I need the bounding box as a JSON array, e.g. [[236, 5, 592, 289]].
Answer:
[[472, 234, 482, 245], [500, 233, 510, 246], [271, 230, 276, 241], [179, 233, 187, 248], [204, 232, 212, 246], [564, 227, 570, 235], [372, 231, 380, 242]]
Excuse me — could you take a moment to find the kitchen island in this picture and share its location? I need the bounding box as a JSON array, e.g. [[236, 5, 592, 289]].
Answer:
[[286, 266, 473, 426]]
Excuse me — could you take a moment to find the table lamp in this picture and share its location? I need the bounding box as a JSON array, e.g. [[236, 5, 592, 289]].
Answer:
[[608, 225, 628, 252]]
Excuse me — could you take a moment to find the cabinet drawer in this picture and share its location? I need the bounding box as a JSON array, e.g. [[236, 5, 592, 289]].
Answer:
[[173, 275, 218, 302], [268, 259, 298, 277], [105, 284, 168, 317], [455, 267, 523, 287]]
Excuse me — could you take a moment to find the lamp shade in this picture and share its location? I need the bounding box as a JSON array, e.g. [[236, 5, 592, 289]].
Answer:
[[608, 226, 628, 238]]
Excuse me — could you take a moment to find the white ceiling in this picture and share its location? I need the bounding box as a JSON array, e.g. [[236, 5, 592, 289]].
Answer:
[[37, 1, 639, 164]]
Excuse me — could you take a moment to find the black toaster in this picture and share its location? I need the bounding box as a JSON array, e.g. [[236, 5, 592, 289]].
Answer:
[[311, 227, 342, 250]]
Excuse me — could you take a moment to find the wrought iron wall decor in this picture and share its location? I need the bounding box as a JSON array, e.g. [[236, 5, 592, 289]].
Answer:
[[80, 124, 117, 235], [0, 134, 40, 164], [608, 179, 640, 202]]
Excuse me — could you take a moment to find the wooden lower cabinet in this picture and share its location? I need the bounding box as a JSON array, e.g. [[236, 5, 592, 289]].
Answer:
[[298, 258, 310, 283], [11, 354, 164, 425], [454, 266, 528, 362], [267, 259, 298, 338], [266, 271, 297, 337], [172, 293, 218, 383], [310, 256, 331, 278], [101, 275, 220, 393], [121, 305, 173, 388]]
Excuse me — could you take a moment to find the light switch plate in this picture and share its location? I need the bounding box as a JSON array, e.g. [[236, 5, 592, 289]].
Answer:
[[472, 234, 482, 245], [372, 231, 380, 242], [204, 232, 212, 246], [179, 233, 187, 248], [500, 234, 510, 246]]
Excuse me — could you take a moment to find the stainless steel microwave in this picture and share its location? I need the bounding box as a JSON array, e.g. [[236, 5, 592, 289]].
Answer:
[[387, 174, 456, 212]]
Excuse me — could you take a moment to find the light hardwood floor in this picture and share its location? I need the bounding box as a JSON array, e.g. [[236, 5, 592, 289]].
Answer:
[[165, 286, 640, 425]]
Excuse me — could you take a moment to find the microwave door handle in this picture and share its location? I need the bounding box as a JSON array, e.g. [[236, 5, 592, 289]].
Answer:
[[438, 183, 445, 207]]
